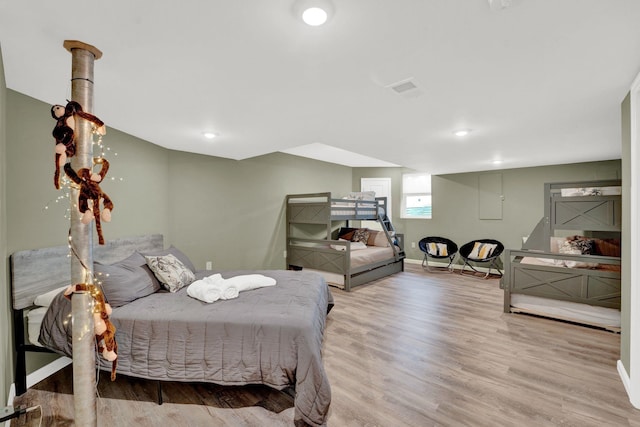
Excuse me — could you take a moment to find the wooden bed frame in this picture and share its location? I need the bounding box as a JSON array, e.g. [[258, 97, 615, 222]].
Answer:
[[286, 192, 405, 291], [502, 180, 622, 330], [10, 234, 164, 396]]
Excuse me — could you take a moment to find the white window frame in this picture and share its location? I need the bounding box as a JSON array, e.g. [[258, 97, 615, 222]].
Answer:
[[400, 173, 432, 219]]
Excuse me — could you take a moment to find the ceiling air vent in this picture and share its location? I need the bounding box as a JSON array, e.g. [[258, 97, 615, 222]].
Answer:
[[389, 79, 418, 94]]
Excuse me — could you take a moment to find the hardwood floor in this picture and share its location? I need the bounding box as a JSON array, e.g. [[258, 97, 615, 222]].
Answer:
[[12, 263, 640, 426]]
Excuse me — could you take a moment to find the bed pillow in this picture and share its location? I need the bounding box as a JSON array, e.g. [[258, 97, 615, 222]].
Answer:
[[33, 285, 68, 307], [352, 228, 370, 244], [145, 254, 196, 292], [139, 245, 197, 273], [337, 227, 358, 241], [94, 251, 161, 307], [468, 242, 497, 260], [366, 230, 391, 247], [564, 236, 596, 255], [592, 238, 621, 257], [558, 239, 598, 268], [345, 191, 376, 201]]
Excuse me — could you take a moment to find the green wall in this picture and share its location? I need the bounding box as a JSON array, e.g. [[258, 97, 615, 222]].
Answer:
[[168, 151, 352, 271], [0, 44, 10, 405], [353, 160, 622, 263], [6, 90, 171, 254]]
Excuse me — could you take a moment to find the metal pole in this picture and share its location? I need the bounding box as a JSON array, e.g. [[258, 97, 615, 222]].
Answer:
[[64, 40, 102, 427]]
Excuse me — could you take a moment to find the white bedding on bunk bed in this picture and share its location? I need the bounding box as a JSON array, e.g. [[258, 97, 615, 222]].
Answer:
[[308, 245, 401, 288], [331, 191, 386, 217], [510, 294, 621, 329], [560, 186, 621, 196]]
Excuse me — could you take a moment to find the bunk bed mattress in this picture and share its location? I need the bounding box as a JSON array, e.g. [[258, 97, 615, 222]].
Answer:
[[39, 269, 332, 427], [519, 256, 621, 272], [349, 245, 398, 267], [510, 294, 621, 329], [331, 202, 385, 217]]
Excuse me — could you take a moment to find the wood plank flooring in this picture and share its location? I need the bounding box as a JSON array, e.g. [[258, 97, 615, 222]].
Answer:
[[12, 263, 640, 426]]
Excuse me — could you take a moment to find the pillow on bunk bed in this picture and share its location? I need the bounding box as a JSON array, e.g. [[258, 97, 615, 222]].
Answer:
[[564, 236, 596, 254], [352, 228, 370, 244], [337, 227, 358, 241], [592, 238, 621, 257], [367, 230, 391, 247], [344, 191, 376, 201], [558, 238, 599, 269]]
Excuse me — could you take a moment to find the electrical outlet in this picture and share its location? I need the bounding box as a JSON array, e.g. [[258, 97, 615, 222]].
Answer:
[[411, 242, 416, 249], [205, 261, 212, 270]]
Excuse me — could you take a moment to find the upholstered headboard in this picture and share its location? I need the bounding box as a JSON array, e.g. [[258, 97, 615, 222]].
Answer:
[[10, 234, 164, 310]]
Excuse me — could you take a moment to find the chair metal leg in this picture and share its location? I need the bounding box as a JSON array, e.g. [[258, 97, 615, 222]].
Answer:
[[423, 254, 455, 273], [460, 258, 502, 278], [447, 254, 456, 272]]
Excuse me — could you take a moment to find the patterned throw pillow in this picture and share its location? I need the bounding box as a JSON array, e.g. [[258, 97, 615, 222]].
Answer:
[[436, 243, 448, 256], [427, 242, 438, 256], [427, 242, 449, 257], [558, 238, 598, 268], [352, 228, 370, 245], [145, 254, 196, 292], [469, 242, 497, 260], [565, 237, 595, 255]]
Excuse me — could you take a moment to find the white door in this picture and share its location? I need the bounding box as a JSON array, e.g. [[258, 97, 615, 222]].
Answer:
[[361, 177, 392, 230]]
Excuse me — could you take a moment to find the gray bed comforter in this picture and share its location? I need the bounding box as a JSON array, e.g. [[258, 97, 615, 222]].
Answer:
[[40, 270, 333, 426]]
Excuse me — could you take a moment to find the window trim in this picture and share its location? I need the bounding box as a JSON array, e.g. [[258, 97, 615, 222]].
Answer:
[[400, 173, 432, 219]]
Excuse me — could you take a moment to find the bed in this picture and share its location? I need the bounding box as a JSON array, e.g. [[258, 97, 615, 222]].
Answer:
[[502, 180, 622, 331], [11, 234, 333, 427], [286, 192, 405, 291]]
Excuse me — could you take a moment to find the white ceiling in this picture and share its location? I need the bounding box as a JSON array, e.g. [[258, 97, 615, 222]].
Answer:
[[1, 0, 640, 174]]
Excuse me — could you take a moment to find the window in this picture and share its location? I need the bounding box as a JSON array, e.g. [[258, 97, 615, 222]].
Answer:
[[401, 173, 432, 219]]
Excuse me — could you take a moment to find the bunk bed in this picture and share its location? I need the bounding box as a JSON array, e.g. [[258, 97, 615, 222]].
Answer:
[[286, 192, 405, 291], [502, 180, 622, 331]]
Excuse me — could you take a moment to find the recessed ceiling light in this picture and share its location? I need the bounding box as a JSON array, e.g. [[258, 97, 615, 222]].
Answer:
[[203, 132, 217, 140], [453, 129, 471, 137], [294, 0, 334, 26], [492, 159, 503, 165], [302, 7, 328, 25]]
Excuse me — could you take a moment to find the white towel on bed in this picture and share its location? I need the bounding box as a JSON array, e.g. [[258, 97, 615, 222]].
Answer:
[[187, 273, 276, 303]]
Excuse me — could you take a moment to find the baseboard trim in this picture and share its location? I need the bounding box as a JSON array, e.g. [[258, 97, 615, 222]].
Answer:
[[405, 258, 497, 274], [617, 359, 640, 409], [6, 356, 72, 419], [618, 359, 631, 397]]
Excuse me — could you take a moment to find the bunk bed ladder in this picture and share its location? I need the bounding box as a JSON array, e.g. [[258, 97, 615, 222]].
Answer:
[[378, 212, 405, 259]]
